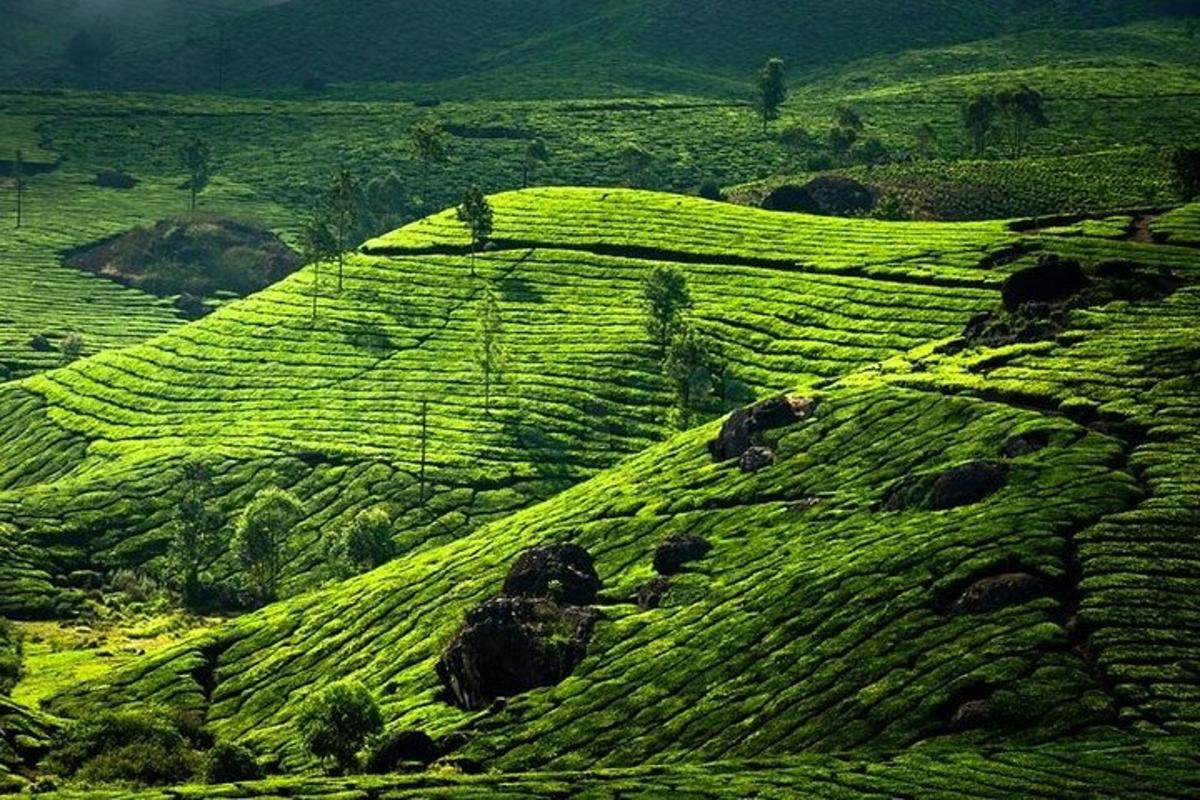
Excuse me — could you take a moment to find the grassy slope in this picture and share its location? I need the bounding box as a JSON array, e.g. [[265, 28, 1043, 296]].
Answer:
[[8, 1, 1185, 95], [31, 193, 1200, 783], [0, 189, 1014, 618]]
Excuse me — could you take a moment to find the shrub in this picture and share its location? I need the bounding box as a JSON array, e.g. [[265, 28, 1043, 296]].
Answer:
[[204, 741, 262, 783], [0, 619, 22, 695], [696, 181, 724, 201], [44, 710, 197, 786], [297, 679, 383, 773], [331, 505, 395, 575], [59, 332, 86, 365], [94, 170, 137, 189]]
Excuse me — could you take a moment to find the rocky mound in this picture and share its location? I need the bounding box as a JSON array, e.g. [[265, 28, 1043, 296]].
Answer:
[[64, 215, 301, 317], [762, 177, 875, 217], [502, 544, 600, 605], [709, 395, 814, 462]]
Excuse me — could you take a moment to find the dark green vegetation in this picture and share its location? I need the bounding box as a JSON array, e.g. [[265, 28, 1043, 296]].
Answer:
[[2, 2, 1200, 797]]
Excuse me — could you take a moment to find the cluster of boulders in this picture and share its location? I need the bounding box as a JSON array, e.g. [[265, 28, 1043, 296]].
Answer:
[[637, 533, 713, 610], [436, 544, 601, 711], [882, 460, 1009, 512], [709, 394, 815, 472]]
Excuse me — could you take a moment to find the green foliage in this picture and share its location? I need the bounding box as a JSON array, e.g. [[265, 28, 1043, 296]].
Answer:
[[641, 266, 692, 359], [1173, 146, 1200, 201], [663, 326, 715, 429], [58, 332, 85, 365], [963, 92, 997, 157], [409, 119, 449, 204], [456, 186, 494, 263], [204, 741, 263, 784], [330, 506, 395, 576], [168, 460, 224, 608], [619, 142, 652, 189], [0, 620, 21, 695], [996, 85, 1049, 157], [178, 137, 213, 212], [44, 709, 197, 786], [297, 680, 382, 773], [523, 138, 549, 188], [233, 487, 302, 605], [322, 170, 360, 289], [755, 57, 787, 133]]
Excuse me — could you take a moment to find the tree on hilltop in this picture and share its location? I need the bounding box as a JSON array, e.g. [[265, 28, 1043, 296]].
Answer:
[[755, 58, 788, 134], [456, 186, 493, 274], [642, 266, 692, 361], [301, 211, 337, 321], [179, 137, 213, 212], [322, 170, 360, 290]]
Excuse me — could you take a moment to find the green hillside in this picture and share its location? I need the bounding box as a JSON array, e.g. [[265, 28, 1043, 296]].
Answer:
[[0, 190, 1189, 788], [7, 0, 1190, 95]]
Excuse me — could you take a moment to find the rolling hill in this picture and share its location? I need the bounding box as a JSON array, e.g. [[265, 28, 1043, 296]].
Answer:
[[0, 190, 1192, 794]]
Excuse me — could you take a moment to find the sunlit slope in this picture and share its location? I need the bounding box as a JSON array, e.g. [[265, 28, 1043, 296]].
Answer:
[[46, 210, 1200, 770], [0, 190, 1021, 616]]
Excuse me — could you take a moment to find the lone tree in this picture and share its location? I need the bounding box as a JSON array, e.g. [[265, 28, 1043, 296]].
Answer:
[[963, 93, 997, 158], [233, 487, 302, 605], [619, 142, 652, 188], [664, 326, 715, 430], [996, 85, 1048, 157], [456, 186, 493, 273], [1173, 146, 1200, 201], [169, 460, 225, 608], [331, 505, 394, 575], [179, 137, 213, 212], [301, 211, 337, 322], [59, 332, 86, 365], [408, 119, 449, 206], [755, 58, 787, 134], [297, 679, 382, 774], [323, 170, 359, 290], [642, 266, 692, 360], [65, 23, 115, 87], [476, 280, 505, 416], [522, 138, 548, 188], [13, 150, 25, 228]]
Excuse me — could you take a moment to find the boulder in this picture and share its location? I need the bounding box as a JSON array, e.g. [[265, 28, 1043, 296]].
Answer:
[[1000, 432, 1048, 458], [948, 699, 991, 731], [709, 395, 814, 462], [636, 576, 671, 610], [948, 573, 1055, 615], [1000, 256, 1090, 312], [365, 730, 440, 773], [929, 461, 1008, 510], [653, 533, 712, 575], [436, 597, 597, 710], [502, 544, 601, 606], [739, 446, 776, 473]]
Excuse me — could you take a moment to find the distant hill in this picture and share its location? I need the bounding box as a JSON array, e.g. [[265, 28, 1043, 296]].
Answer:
[[2, 0, 1195, 95]]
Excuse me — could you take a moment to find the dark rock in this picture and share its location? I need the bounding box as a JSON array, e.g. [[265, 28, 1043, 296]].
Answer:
[[636, 576, 671, 609], [929, 461, 1008, 510], [1000, 256, 1090, 312], [739, 446, 776, 472], [1001, 432, 1049, 458], [709, 395, 814, 462], [29, 334, 52, 352], [762, 177, 874, 217], [653, 533, 711, 575], [365, 730, 440, 773], [502, 544, 601, 606], [436, 597, 597, 710], [948, 573, 1056, 615], [437, 732, 470, 755], [948, 699, 991, 731]]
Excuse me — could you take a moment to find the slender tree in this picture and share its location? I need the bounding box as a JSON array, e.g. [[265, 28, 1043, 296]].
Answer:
[[476, 281, 505, 416], [301, 212, 336, 321], [522, 138, 549, 188], [642, 266, 693, 360], [233, 487, 302, 605], [408, 119, 448, 206], [963, 93, 997, 158], [456, 186, 493, 274], [755, 58, 787, 134], [996, 85, 1048, 158], [323, 170, 359, 290], [664, 326, 715, 430], [179, 137, 213, 212], [169, 460, 224, 608], [13, 150, 24, 229]]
